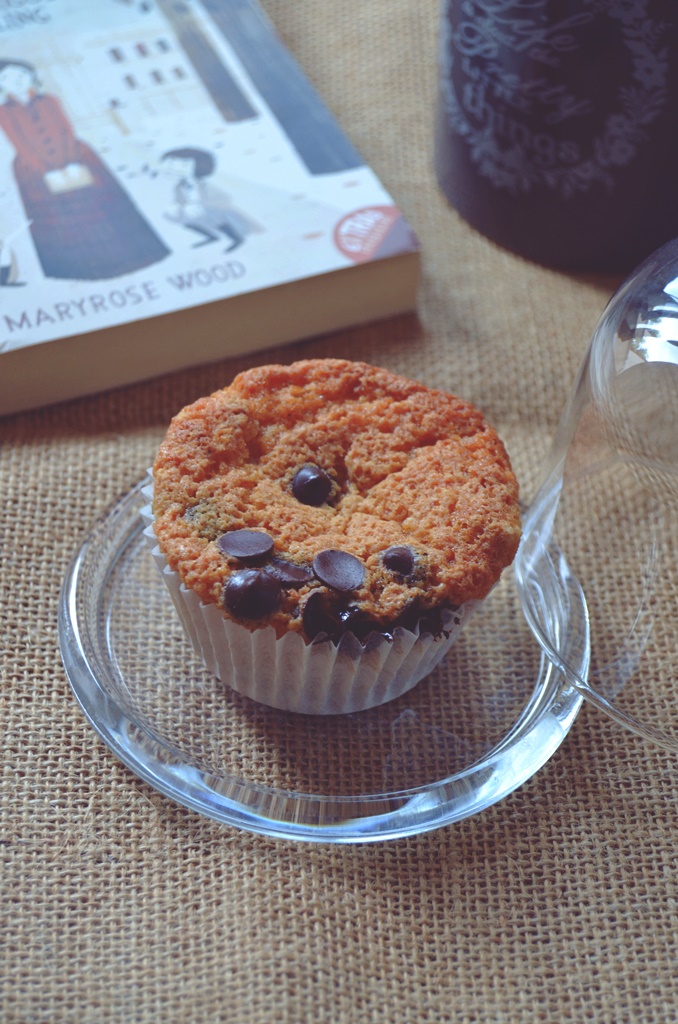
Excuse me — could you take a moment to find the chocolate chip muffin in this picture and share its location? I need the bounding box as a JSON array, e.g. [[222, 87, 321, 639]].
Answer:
[[144, 359, 521, 714]]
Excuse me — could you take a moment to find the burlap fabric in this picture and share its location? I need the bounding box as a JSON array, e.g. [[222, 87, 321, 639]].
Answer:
[[2, 3, 677, 1021]]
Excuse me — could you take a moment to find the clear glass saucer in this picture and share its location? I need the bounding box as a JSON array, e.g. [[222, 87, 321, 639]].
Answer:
[[58, 480, 584, 842]]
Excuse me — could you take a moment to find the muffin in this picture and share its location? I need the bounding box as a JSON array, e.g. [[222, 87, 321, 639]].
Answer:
[[142, 359, 521, 713]]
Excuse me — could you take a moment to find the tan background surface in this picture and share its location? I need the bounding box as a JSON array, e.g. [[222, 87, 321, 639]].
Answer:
[[2, 2, 677, 1021]]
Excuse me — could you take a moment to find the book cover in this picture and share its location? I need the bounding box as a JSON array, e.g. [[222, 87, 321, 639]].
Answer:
[[0, 0, 420, 414]]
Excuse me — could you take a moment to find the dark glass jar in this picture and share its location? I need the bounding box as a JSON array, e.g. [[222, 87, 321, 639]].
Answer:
[[435, 0, 678, 272]]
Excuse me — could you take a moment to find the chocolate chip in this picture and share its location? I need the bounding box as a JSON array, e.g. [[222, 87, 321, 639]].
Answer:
[[382, 545, 416, 576], [337, 605, 383, 642], [291, 465, 333, 506], [312, 549, 366, 591], [224, 569, 282, 619], [265, 557, 314, 587], [393, 603, 451, 638], [417, 613, 443, 637], [302, 591, 388, 644], [217, 529, 274, 562], [338, 604, 362, 627], [302, 591, 342, 639]]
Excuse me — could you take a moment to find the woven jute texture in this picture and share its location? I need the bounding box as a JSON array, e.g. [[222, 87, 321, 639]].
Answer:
[[2, 3, 677, 1022]]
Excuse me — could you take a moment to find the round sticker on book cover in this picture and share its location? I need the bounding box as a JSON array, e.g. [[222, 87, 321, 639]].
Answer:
[[334, 205, 402, 262]]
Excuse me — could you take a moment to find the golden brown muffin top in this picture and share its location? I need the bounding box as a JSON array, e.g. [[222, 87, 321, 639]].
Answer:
[[152, 359, 521, 641]]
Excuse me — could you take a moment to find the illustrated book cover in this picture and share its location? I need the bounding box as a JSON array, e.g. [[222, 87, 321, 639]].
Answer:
[[0, 0, 420, 415]]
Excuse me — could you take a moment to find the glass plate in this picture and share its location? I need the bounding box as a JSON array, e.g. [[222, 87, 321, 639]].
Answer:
[[58, 480, 584, 843]]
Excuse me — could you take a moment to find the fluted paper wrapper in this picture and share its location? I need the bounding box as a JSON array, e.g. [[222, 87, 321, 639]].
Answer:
[[140, 483, 477, 714]]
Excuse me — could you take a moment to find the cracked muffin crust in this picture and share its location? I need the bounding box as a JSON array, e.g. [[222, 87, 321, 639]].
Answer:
[[152, 359, 521, 644]]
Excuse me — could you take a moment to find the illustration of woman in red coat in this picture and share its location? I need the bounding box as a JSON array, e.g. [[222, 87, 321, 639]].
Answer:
[[0, 59, 169, 280]]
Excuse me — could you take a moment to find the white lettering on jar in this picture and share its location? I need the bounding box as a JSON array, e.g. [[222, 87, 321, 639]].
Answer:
[[440, 0, 671, 197]]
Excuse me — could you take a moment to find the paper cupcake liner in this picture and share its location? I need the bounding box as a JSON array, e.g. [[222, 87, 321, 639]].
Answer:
[[141, 480, 478, 714]]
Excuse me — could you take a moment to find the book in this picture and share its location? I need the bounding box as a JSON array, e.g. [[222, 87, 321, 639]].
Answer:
[[0, 0, 420, 416]]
